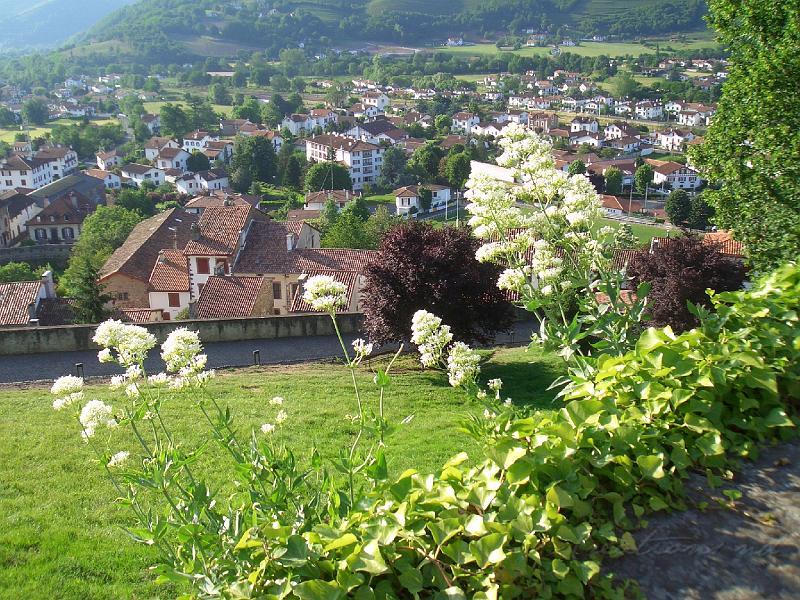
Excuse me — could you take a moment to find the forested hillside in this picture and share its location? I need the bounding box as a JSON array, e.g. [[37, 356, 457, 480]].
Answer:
[[0, 0, 135, 51]]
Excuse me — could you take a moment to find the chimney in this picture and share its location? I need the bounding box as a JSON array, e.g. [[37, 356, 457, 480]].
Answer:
[[41, 271, 56, 298], [27, 302, 37, 320], [158, 250, 166, 264], [190, 222, 200, 241], [286, 232, 296, 252], [70, 192, 78, 209]]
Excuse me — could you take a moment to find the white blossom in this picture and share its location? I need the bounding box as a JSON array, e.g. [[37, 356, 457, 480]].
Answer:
[[302, 275, 347, 313], [352, 338, 374, 358], [269, 396, 284, 406], [93, 320, 157, 367], [275, 409, 288, 425], [446, 342, 481, 388], [51, 375, 83, 397], [260, 423, 275, 434], [410, 310, 453, 368], [147, 372, 171, 387], [107, 451, 130, 468], [161, 328, 203, 374], [97, 348, 114, 363], [488, 379, 503, 392], [79, 400, 115, 439], [52, 392, 83, 411], [109, 375, 126, 390]]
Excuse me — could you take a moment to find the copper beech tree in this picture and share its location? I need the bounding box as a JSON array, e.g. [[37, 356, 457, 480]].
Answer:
[[361, 221, 513, 344]]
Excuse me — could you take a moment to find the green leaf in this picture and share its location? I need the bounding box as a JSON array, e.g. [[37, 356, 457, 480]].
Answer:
[[293, 580, 345, 600], [349, 540, 388, 575], [324, 533, 358, 553], [764, 407, 793, 427], [636, 454, 665, 479], [398, 565, 424, 594], [436, 587, 467, 600], [374, 369, 391, 388], [620, 532, 638, 553], [546, 485, 574, 508], [469, 533, 507, 568]]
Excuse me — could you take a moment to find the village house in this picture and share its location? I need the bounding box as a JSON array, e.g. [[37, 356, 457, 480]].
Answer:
[[0, 272, 66, 327], [604, 121, 640, 140], [194, 276, 275, 319], [656, 128, 695, 151], [120, 163, 165, 188], [634, 101, 664, 120], [28, 173, 107, 207], [361, 91, 390, 111], [96, 149, 121, 171], [173, 170, 230, 195], [84, 168, 122, 190], [244, 129, 283, 152], [608, 136, 641, 153], [202, 140, 235, 163], [452, 112, 481, 133], [392, 184, 452, 216], [647, 159, 703, 191], [141, 114, 160, 134], [147, 249, 191, 320], [26, 192, 95, 244], [304, 189, 357, 211], [570, 117, 599, 134], [0, 191, 40, 247], [183, 191, 259, 215], [182, 130, 220, 152], [345, 119, 406, 145], [156, 147, 191, 172], [529, 112, 560, 132], [34, 146, 78, 180], [347, 103, 381, 120], [305, 134, 384, 192], [0, 155, 53, 191], [144, 137, 181, 161]]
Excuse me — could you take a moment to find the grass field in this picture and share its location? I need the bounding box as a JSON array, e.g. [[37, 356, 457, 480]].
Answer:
[[434, 35, 719, 59], [597, 217, 672, 244], [143, 100, 234, 118], [0, 117, 120, 144], [0, 345, 560, 599]]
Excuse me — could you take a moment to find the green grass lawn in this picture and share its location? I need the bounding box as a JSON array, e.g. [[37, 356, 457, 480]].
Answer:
[[598, 217, 672, 245], [364, 193, 396, 204], [0, 345, 561, 599], [0, 117, 120, 144]]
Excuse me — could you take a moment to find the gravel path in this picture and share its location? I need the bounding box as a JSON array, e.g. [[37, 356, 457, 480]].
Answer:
[[609, 441, 800, 599], [0, 320, 537, 383]]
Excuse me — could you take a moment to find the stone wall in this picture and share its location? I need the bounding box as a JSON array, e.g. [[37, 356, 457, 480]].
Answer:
[[0, 244, 72, 267], [0, 313, 364, 355]]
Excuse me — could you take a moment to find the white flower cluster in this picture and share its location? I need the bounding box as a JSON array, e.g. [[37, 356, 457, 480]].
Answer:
[[161, 328, 203, 373], [352, 338, 374, 360], [79, 399, 115, 439], [410, 310, 453, 368], [446, 342, 482, 388], [107, 450, 130, 468], [302, 274, 348, 313], [465, 127, 608, 301], [261, 402, 288, 435], [51, 376, 84, 411], [93, 320, 157, 368]]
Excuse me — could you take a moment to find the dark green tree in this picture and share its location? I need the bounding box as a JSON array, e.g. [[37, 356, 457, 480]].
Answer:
[[634, 163, 654, 195], [0, 262, 38, 282], [604, 167, 623, 195], [342, 197, 371, 222], [691, 0, 800, 271], [418, 187, 433, 212], [568, 160, 587, 176], [160, 104, 189, 137], [21, 98, 49, 125], [443, 152, 471, 190], [322, 212, 371, 249], [187, 151, 211, 173], [230, 135, 277, 191], [665, 189, 692, 226], [688, 194, 715, 231], [305, 162, 352, 191], [209, 83, 232, 105], [70, 255, 111, 324]]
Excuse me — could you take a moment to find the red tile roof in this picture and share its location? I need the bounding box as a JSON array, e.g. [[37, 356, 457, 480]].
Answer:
[[149, 249, 190, 292], [26, 192, 95, 227], [290, 270, 359, 313], [117, 308, 162, 323], [195, 276, 270, 319], [183, 205, 256, 256], [0, 281, 41, 326]]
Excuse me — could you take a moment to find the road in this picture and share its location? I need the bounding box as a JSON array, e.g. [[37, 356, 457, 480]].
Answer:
[[0, 320, 537, 384]]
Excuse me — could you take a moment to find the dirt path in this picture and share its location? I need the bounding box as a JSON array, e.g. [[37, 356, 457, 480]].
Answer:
[[609, 441, 800, 599]]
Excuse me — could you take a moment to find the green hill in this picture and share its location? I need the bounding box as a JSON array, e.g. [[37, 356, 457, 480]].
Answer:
[[79, 0, 707, 64], [0, 0, 135, 52]]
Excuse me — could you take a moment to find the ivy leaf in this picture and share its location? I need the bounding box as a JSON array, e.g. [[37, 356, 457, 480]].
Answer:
[[636, 454, 665, 479], [349, 540, 388, 575], [620, 532, 638, 553], [293, 579, 345, 600], [324, 533, 358, 553], [764, 407, 793, 427], [398, 565, 424, 594], [469, 533, 507, 568]]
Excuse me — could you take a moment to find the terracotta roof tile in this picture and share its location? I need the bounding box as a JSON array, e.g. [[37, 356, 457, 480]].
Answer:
[[195, 276, 270, 319], [149, 249, 190, 292], [290, 270, 359, 313], [183, 205, 257, 256], [0, 281, 41, 326]]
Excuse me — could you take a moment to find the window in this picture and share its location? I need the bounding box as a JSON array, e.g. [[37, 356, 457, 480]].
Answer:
[[215, 259, 228, 275], [62, 227, 74, 239], [196, 258, 210, 274], [162, 312, 171, 321], [272, 282, 282, 299], [35, 228, 46, 240], [168, 293, 180, 307]]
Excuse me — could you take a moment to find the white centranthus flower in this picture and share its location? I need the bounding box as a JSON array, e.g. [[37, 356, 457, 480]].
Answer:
[[51, 375, 83, 397], [446, 342, 481, 388], [352, 338, 374, 358], [79, 400, 115, 439], [93, 320, 157, 367], [302, 274, 348, 313], [260, 423, 275, 434], [161, 328, 203, 374], [488, 378, 503, 392], [107, 451, 130, 468], [269, 396, 284, 406], [52, 392, 83, 411], [411, 310, 453, 368], [147, 372, 171, 387], [275, 409, 288, 425], [109, 375, 126, 390], [97, 348, 114, 363]]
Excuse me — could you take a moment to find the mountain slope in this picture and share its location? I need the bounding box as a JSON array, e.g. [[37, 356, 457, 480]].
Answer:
[[81, 0, 707, 62], [0, 0, 136, 52]]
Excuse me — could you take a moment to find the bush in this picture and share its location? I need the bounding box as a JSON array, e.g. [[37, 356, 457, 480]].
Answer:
[[361, 222, 514, 345], [628, 234, 747, 332]]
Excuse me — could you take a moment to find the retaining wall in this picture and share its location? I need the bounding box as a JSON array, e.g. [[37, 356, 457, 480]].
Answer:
[[0, 313, 364, 355], [0, 244, 72, 267]]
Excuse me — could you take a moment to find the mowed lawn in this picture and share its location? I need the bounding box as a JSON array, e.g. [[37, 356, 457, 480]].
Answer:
[[0, 345, 563, 599]]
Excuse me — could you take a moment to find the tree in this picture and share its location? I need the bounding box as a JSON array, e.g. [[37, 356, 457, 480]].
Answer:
[[0, 262, 38, 283], [230, 135, 277, 192], [364, 205, 398, 248], [408, 143, 444, 183], [688, 194, 715, 231], [321, 197, 339, 230], [691, 1, 800, 272], [60, 206, 142, 296], [634, 163, 654, 195], [604, 167, 623, 195], [115, 189, 155, 216], [283, 155, 303, 190], [342, 197, 371, 222], [443, 152, 471, 190], [231, 98, 263, 123], [325, 83, 348, 108], [665, 189, 691, 226], [361, 222, 513, 345], [160, 104, 189, 137], [568, 160, 586, 175], [418, 187, 433, 212], [607, 71, 640, 98], [21, 98, 49, 125], [187, 151, 211, 173], [434, 114, 452, 135], [628, 234, 746, 332], [209, 83, 232, 105], [378, 146, 410, 188], [305, 162, 352, 192], [322, 212, 371, 249], [70, 255, 111, 324]]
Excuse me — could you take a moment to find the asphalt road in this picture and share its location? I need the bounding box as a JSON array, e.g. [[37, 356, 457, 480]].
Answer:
[[0, 320, 537, 384]]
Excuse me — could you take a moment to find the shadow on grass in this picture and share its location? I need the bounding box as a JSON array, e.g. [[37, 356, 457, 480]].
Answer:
[[481, 346, 566, 411]]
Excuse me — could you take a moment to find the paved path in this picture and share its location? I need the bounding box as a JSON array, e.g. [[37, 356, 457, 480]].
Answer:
[[0, 320, 537, 384], [608, 441, 800, 599]]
